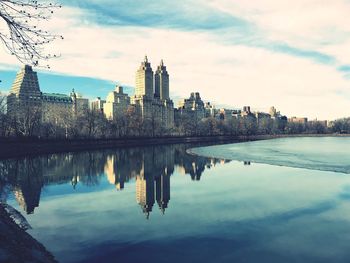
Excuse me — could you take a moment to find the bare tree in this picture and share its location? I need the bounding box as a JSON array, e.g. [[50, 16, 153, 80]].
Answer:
[[0, 92, 10, 136], [0, 0, 63, 67], [12, 103, 42, 136]]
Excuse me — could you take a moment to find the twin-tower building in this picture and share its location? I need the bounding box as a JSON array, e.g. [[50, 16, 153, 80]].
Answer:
[[136, 57, 169, 100], [132, 56, 174, 127], [103, 56, 174, 128]]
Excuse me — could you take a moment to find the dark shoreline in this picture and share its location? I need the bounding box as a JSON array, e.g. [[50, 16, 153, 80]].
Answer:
[[0, 204, 58, 263], [1, 133, 350, 159]]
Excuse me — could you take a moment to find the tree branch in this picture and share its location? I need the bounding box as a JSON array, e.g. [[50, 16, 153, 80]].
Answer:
[[0, 0, 63, 68]]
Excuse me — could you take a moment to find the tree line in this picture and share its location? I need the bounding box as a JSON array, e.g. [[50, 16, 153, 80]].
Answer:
[[0, 98, 349, 139]]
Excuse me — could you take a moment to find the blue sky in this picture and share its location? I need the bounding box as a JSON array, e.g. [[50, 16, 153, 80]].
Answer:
[[1, 0, 350, 119]]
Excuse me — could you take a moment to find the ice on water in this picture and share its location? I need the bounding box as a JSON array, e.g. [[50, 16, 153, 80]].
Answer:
[[191, 137, 350, 174]]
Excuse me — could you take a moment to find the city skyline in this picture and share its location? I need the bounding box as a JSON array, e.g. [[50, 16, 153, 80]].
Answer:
[[1, 1, 350, 120]]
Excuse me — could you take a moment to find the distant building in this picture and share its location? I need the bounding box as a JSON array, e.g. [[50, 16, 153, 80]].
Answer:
[[204, 102, 216, 118], [288, 117, 308, 124], [308, 119, 328, 127], [7, 65, 42, 117], [154, 59, 169, 100], [135, 56, 154, 98], [71, 91, 89, 115], [255, 112, 271, 119], [176, 92, 205, 121], [131, 56, 174, 128], [103, 86, 130, 120], [240, 106, 255, 118], [102, 57, 174, 128], [7, 65, 89, 123], [269, 106, 277, 117], [91, 97, 106, 113]]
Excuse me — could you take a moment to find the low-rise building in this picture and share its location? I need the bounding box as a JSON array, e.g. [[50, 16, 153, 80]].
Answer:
[[91, 97, 106, 113], [176, 92, 206, 121], [103, 86, 130, 120], [288, 117, 308, 124]]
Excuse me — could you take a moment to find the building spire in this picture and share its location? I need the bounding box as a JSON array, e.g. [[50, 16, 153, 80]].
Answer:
[[160, 59, 164, 66], [144, 55, 148, 63]]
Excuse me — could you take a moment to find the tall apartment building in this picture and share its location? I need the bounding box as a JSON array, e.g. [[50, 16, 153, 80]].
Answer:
[[131, 56, 174, 128], [135, 56, 154, 98], [154, 59, 169, 100], [103, 57, 174, 129], [7, 65, 89, 123]]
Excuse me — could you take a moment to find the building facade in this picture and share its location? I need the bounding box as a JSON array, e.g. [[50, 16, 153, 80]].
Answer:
[[103, 86, 130, 120], [132, 56, 174, 129], [7, 65, 89, 124], [176, 92, 206, 121], [104, 57, 174, 129], [91, 97, 106, 113]]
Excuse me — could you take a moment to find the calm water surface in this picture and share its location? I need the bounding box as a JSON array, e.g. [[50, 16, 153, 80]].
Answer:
[[1, 137, 350, 263]]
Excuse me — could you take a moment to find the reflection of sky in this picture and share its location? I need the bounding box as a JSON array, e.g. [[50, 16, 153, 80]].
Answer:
[[7, 158, 350, 263]]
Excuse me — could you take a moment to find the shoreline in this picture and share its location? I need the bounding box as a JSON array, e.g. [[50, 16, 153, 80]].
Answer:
[[0, 204, 58, 263], [0, 133, 349, 159]]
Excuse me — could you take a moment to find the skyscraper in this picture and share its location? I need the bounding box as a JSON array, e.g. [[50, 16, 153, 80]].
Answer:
[[135, 56, 154, 98], [154, 59, 169, 100], [7, 65, 42, 115], [9, 65, 42, 100], [131, 56, 174, 128]]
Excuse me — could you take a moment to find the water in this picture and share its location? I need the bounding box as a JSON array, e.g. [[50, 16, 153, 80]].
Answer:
[[1, 138, 350, 263], [191, 137, 350, 173]]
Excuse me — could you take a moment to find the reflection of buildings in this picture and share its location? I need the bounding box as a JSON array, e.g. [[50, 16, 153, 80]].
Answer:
[[136, 171, 155, 219], [136, 172, 171, 218], [7, 159, 44, 214], [0, 144, 226, 217], [13, 185, 41, 214], [135, 146, 173, 218], [155, 172, 170, 214], [105, 156, 124, 190], [104, 149, 143, 190]]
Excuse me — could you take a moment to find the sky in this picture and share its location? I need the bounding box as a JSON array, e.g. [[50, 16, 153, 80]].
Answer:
[[1, 0, 350, 120]]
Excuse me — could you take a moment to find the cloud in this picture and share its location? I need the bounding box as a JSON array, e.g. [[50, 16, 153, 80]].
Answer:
[[0, 2, 350, 120], [59, 0, 250, 31]]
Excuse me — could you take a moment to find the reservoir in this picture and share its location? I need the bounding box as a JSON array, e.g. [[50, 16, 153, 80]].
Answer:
[[1, 137, 350, 263]]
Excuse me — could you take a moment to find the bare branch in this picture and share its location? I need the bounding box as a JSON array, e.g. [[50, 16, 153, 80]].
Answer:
[[0, 0, 63, 68]]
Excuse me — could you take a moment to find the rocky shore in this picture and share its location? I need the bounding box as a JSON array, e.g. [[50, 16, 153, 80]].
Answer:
[[0, 204, 58, 263]]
